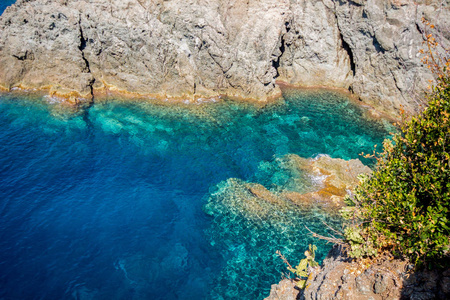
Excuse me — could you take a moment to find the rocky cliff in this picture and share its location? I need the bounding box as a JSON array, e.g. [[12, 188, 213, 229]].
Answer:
[[0, 0, 448, 116], [265, 245, 450, 300]]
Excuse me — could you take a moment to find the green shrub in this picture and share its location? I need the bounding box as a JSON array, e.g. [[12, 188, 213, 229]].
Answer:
[[343, 75, 450, 268], [341, 19, 450, 268]]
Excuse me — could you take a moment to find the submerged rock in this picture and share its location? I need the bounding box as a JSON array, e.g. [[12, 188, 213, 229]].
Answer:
[[205, 154, 371, 222], [204, 155, 351, 299], [204, 178, 294, 223], [280, 154, 372, 212], [0, 0, 448, 117]]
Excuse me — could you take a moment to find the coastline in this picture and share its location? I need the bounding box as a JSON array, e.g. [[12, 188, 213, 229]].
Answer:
[[0, 81, 398, 124], [276, 81, 400, 123]]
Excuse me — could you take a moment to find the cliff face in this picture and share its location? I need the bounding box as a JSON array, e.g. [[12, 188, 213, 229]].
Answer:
[[280, 0, 449, 116], [0, 0, 448, 116], [0, 0, 291, 102]]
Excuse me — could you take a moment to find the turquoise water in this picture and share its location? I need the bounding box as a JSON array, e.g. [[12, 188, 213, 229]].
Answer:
[[0, 89, 391, 299]]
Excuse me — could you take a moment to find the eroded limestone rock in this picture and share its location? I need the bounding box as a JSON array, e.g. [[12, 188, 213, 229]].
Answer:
[[265, 279, 301, 300], [332, 0, 450, 117], [0, 0, 290, 102]]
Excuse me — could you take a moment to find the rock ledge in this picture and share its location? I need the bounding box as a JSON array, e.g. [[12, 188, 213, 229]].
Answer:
[[266, 245, 450, 300]]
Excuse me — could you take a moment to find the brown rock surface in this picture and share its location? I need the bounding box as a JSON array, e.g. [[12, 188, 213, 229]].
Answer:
[[265, 279, 301, 300], [280, 154, 371, 212]]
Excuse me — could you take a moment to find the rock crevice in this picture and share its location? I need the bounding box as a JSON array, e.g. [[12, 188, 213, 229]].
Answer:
[[339, 32, 355, 78], [77, 15, 94, 101], [271, 21, 290, 80]]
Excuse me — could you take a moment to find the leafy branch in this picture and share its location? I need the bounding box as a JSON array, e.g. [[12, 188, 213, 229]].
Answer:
[[276, 244, 319, 289]]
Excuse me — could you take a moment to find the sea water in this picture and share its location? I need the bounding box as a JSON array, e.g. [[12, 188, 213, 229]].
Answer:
[[0, 89, 392, 299], [0, 0, 15, 14]]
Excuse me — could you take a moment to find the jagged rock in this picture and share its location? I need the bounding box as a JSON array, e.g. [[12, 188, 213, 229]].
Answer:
[[0, 0, 290, 102], [265, 279, 301, 300], [279, 0, 450, 117], [277, 1, 354, 90], [332, 0, 450, 117], [284, 245, 450, 300], [1, 0, 448, 117], [298, 245, 408, 299]]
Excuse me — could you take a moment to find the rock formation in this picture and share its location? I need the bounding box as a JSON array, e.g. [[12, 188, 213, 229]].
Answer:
[[266, 245, 450, 300], [279, 154, 372, 211], [0, 0, 448, 116], [204, 154, 371, 223]]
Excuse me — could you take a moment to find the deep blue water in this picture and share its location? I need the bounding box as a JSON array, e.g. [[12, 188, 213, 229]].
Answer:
[[0, 0, 15, 15], [0, 89, 391, 299]]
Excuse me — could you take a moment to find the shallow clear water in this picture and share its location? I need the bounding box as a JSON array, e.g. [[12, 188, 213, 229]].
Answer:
[[0, 89, 391, 299]]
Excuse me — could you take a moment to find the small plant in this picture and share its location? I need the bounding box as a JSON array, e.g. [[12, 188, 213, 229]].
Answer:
[[419, 18, 450, 85], [277, 244, 319, 289], [339, 188, 379, 258]]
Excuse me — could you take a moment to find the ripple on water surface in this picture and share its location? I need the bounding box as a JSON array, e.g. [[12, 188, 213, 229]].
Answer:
[[0, 89, 393, 299]]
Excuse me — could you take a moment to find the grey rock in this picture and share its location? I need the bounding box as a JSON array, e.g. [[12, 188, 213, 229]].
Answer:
[[265, 279, 300, 300], [356, 274, 373, 295], [295, 245, 450, 300], [373, 274, 387, 294], [0, 0, 290, 102], [409, 291, 436, 300], [277, 0, 354, 90], [332, 0, 450, 117], [439, 276, 450, 294], [0, 0, 449, 117]]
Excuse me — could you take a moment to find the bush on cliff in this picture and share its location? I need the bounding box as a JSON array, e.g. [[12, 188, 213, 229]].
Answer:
[[343, 71, 450, 268]]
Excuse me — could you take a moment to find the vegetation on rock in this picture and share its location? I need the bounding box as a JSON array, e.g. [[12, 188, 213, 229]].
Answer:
[[342, 21, 450, 268], [276, 244, 319, 289]]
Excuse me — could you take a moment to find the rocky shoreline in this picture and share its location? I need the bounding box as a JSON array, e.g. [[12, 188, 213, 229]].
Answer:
[[266, 245, 450, 300], [1, 1, 449, 299], [1, 0, 449, 118]]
